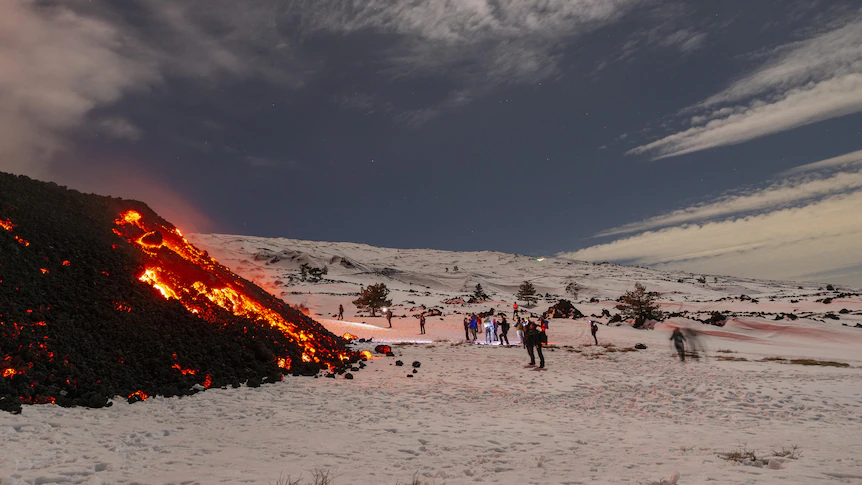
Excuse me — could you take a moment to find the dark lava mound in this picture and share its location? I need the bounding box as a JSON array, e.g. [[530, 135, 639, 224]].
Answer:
[[1, 172, 357, 414]]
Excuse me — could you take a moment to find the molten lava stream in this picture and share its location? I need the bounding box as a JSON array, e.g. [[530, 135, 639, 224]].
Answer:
[[112, 210, 355, 371]]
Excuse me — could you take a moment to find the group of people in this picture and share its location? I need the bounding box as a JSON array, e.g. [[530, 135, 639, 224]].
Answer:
[[336, 301, 702, 366], [461, 313, 549, 368]]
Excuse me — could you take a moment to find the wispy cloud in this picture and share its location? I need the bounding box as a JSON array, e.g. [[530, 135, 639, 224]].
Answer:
[[599, 149, 862, 236], [564, 149, 862, 286], [629, 12, 862, 159], [290, 0, 644, 124], [0, 0, 309, 178], [0, 1, 159, 176], [96, 117, 144, 141]]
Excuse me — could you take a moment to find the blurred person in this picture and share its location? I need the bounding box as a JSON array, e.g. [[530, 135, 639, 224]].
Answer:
[[670, 328, 686, 362]]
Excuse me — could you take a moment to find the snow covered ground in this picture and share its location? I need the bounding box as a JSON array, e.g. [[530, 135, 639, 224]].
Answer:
[[3, 235, 862, 484]]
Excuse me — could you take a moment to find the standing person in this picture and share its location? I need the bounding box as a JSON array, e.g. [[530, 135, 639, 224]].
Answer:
[[499, 315, 510, 346], [513, 301, 519, 319], [419, 314, 426, 335], [514, 317, 525, 347], [484, 317, 493, 344], [535, 322, 546, 368], [670, 328, 686, 362], [337, 304, 344, 321], [386, 308, 393, 328], [470, 315, 479, 342], [492, 318, 499, 342], [524, 321, 536, 365], [590, 320, 598, 345], [463, 317, 470, 341]]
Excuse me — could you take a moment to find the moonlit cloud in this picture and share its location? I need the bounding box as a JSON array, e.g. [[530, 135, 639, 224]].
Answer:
[[0, 1, 159, 177], [565, 149, 862, 286], [629, 13, 862, 159], [598, 150, 862, 236], [288, 0, 645, 123]]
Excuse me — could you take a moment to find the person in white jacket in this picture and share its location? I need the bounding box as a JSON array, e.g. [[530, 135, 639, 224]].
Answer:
[[484, 317, 493, 344]]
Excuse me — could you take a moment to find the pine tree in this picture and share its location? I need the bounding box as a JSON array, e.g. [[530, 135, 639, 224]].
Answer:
[[352, 283, 392, 317], [517, 281, 537, 306], [615, 283, 663, 328], [473, 284, 489, 300]]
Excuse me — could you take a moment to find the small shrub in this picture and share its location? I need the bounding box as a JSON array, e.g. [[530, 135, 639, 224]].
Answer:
[[271, 474, 302, 485], [772, 444, 801, 459], [396, 472, 433, 485], [719, 444, 758, 463], [716, 355, 748, 362], [311, 469, 335, 485], [788, 359, 849, 367]]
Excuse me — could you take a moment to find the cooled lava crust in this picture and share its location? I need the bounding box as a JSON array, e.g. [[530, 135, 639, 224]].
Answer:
[[1, 172, 356, 414]]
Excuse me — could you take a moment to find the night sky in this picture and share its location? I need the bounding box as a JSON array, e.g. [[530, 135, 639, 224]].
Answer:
[[3, 1, 862, 285]]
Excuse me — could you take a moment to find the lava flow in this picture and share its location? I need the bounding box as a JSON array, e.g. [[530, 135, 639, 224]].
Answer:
[[112, 209, 354, 369]]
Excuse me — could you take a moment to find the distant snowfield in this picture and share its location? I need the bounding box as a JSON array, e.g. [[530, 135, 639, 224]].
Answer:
[[3, 235, 862, 484]]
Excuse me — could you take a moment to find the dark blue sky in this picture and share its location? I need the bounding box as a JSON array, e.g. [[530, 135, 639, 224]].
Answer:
[[4, 1, 862, 284]]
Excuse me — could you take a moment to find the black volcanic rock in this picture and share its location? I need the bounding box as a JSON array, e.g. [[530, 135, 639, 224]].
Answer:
[[0, 172, 357, 413]]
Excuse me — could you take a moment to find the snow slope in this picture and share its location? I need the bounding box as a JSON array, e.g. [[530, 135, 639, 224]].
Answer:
[[2, 235, 861, 485]]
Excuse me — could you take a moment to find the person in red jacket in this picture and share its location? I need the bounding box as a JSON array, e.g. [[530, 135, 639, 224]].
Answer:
[[513, 302, 519, 318]]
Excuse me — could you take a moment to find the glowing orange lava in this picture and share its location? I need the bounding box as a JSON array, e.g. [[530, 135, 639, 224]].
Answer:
[[0, 218, 13, 231], [2, 368, 18, 378], [171, 364, 197, 375], [112, 209, 354, 377], [128, 390, 149, 401], [342, 333, 358, 341]]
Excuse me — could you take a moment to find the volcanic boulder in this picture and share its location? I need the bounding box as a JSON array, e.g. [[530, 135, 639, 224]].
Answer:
[[546, 300, 584, 319]]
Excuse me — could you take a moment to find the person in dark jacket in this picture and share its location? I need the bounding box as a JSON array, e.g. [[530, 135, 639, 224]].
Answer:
[[499, 316, 510, 346], [463, 317, 470, 341], [525, 321, 545, 368], [590, 320, 598, 345], [670, 328, 686, 361], [535, 324, 546, 368], [419, 314, 426, 335], [525, 321, 537, 366], [337, 304, 344, 321], [386, 308, 393, 328]]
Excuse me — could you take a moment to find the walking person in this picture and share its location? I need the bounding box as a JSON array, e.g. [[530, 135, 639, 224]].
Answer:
[[463, 317, 470, 341], [670, 328, 686, 362], [386, 308, 393, 328], [337, 304, 344, 321], [590, 320, 598, 345], [513, 301, 519, 319], [419, 314, 426, 335], [499, 315, 510, 346]]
